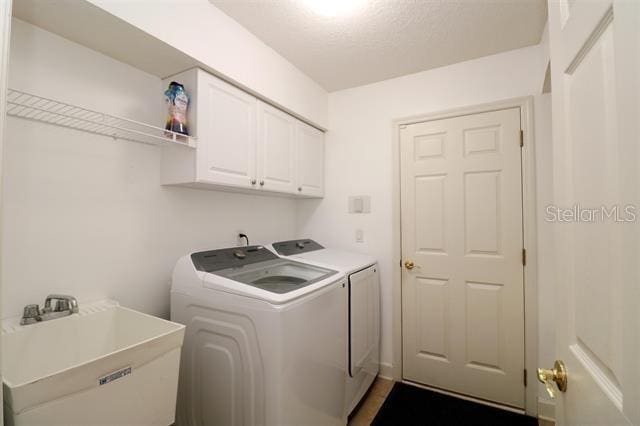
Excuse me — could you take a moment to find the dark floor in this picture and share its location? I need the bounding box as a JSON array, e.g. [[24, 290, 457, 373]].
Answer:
[[372, 382, 538, 426]]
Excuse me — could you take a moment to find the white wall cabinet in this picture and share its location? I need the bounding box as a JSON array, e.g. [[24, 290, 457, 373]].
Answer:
[[199, 72, 257, 189], [296, 121, 325, 197], [161, 68, 323, 198], [257, 101, 297, 194]]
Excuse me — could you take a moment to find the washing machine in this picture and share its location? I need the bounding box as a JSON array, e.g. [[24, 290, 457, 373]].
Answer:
[[170, 245, 348, 426], [269, 239, 380, 416]]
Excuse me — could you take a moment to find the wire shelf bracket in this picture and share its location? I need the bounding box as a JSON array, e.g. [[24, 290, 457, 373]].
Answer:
[[6, 88, 196, 148]]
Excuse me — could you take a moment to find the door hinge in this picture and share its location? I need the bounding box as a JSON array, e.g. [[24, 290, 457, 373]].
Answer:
[[524, 369, 528, 386], [522, 248, 526, 266], [520, 130, 524, 147]]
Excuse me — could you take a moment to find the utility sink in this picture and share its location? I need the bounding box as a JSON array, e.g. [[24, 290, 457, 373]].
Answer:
[[2, 301, 185, 426]]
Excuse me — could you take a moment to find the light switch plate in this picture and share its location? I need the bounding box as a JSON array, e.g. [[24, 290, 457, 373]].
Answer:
[[355, 229, 364, 243], [348, 196, 371, 214]]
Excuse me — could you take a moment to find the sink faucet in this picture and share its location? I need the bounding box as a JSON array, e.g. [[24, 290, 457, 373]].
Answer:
[[21, 294, 79, 325]]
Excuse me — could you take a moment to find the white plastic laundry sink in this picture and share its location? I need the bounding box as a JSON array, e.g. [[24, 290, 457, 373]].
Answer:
[[2, 300, 185, 426]]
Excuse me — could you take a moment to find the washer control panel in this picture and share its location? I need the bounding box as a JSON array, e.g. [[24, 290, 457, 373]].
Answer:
[[191, 245, 278, 272]]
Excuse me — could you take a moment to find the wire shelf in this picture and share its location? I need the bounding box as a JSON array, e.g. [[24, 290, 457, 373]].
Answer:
[[6, 88, 196, 148]]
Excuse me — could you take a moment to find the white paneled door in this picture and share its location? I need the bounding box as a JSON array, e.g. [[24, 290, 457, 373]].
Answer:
[[548, 0, 639, 424], [401, 108, 525, 408]]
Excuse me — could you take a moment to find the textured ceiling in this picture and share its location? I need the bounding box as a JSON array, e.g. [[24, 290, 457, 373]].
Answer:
[[210, 0, 547, 91]]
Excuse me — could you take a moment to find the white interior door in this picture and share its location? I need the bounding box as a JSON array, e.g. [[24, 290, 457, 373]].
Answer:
[[547, 0, 639, 424], [400, 108, 525, 408], [257, 101, 296, 193], [198, 72, 257, 188]]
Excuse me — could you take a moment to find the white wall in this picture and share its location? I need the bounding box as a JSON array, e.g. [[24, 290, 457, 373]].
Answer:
[[297, 44, 552, 376], [4, 16, 556, 409], [1, 19, 297, 319], [531, 23, 557, 411], [86, 0, 329, 129], [534, 92, 555, 409]]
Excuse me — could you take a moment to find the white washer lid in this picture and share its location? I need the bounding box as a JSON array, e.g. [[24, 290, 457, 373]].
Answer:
[[201, 264, 344, 305]]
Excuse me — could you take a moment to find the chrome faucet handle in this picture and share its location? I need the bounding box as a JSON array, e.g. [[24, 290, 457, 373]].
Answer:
[[21, 304, 41, 325], [55, 299, 69, 312], [45, 294, 79, 314]]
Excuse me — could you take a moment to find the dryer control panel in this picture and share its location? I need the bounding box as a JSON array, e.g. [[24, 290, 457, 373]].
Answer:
[[272, 239, 324, 256]]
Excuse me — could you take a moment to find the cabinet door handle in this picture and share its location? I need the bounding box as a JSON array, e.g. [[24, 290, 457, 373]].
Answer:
[[260, 180, 265, 186], [297, 187, 302, 192], [250, 179, 257, 185]]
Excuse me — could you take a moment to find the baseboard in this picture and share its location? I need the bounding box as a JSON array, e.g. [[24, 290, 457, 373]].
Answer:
[[379, 362, 394, 380], [538, 398, 555, 421]]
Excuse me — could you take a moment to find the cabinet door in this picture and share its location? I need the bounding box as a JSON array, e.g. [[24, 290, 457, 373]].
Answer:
[[296, 121, 324, 197], [197, 73, 257, 188], [256, 101, 296, 194]]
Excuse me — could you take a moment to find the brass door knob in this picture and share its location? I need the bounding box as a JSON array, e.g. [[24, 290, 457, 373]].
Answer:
[[537, 360, 567, 398], [404, 260, 415, 270]]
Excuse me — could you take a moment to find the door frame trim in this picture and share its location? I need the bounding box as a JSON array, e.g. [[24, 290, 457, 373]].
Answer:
[[391, 96, 538, 416], [0, 0, 13, 418]]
